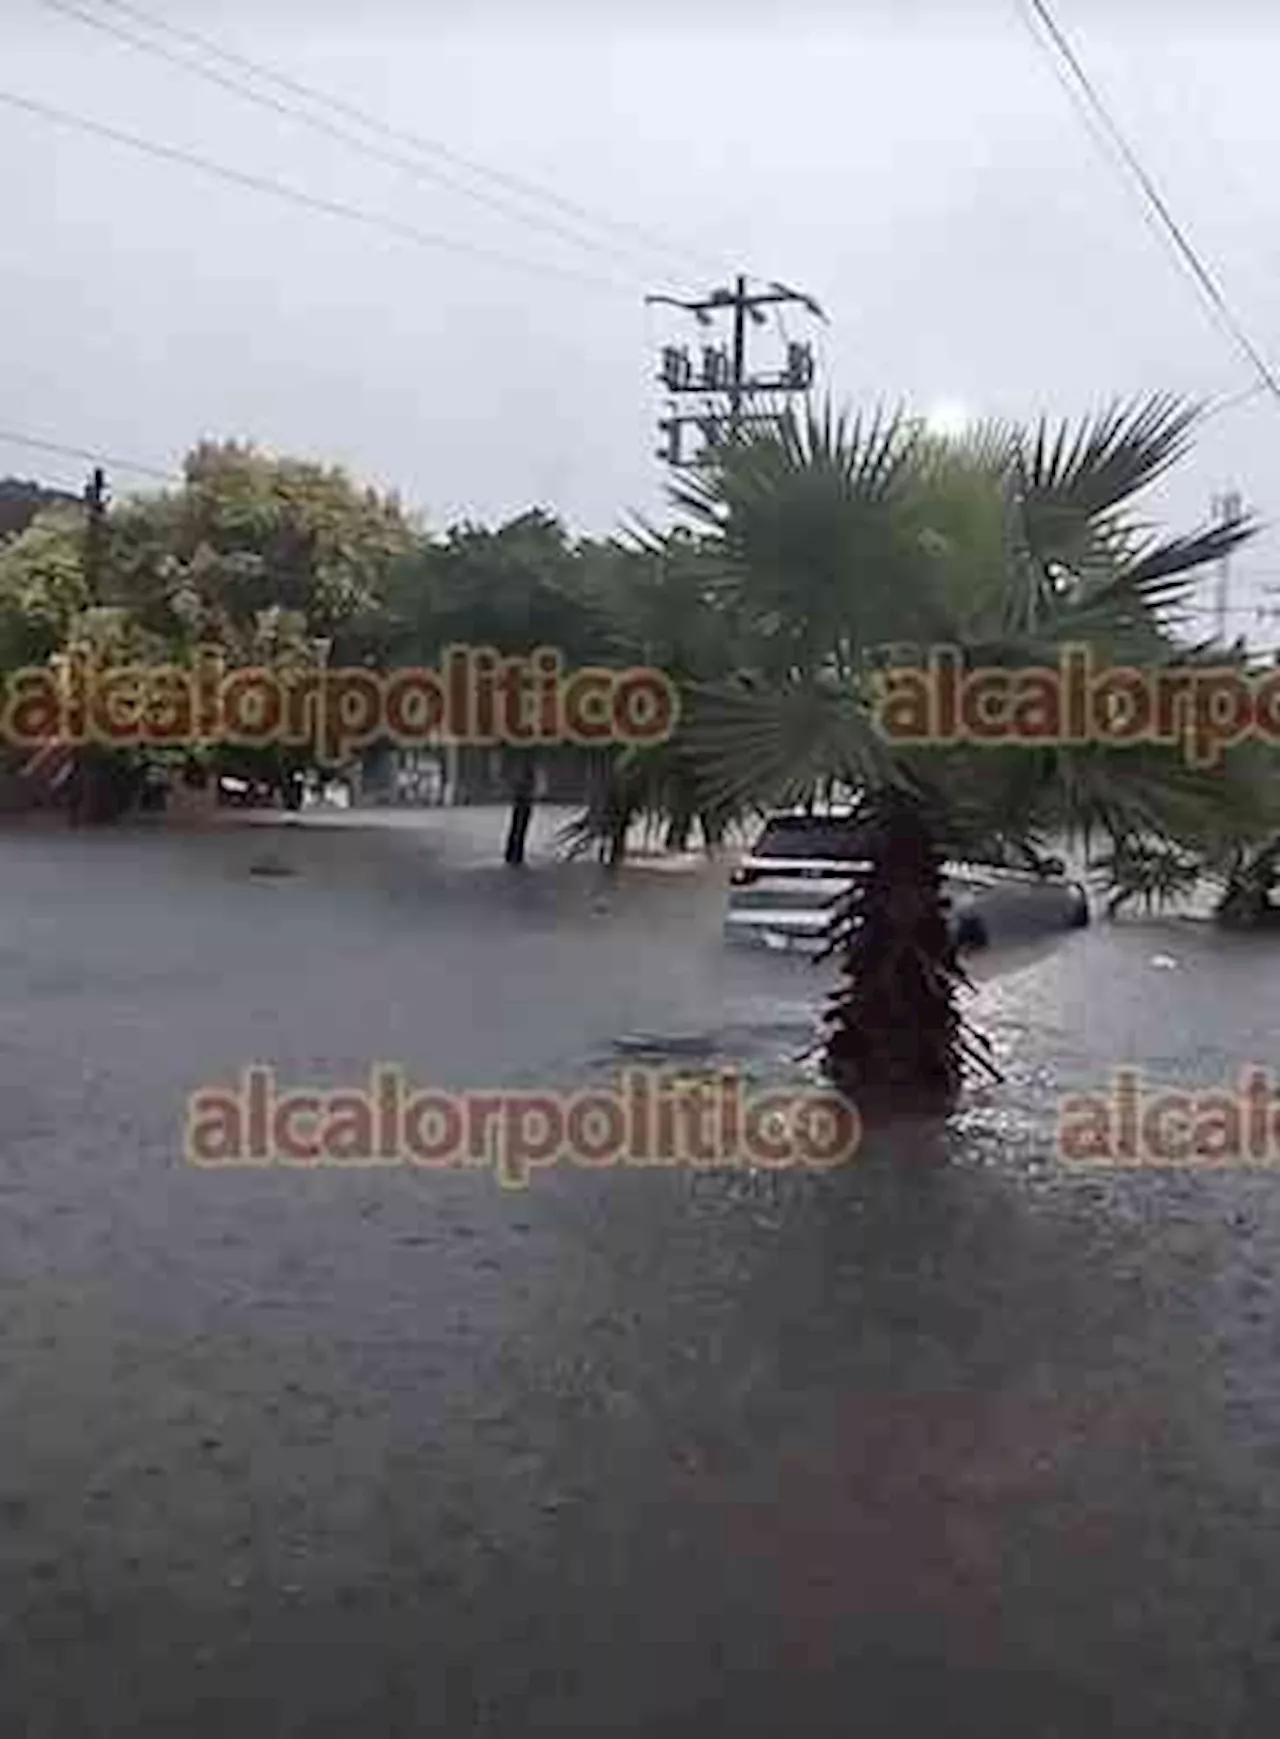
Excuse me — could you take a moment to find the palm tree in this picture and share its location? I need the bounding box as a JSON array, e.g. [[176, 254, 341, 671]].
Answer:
[[557, 532, 750, 868], [673, 396, 1263, 1118]]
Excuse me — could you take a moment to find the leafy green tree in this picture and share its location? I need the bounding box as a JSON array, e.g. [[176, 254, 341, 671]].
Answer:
[[0, 506, 90, 669], [106, 441, 418, 656], [1, 446, 420, 814], [385, 510, 611, 864], [93, 443, 421, 798], [0, 478, 81, 544]]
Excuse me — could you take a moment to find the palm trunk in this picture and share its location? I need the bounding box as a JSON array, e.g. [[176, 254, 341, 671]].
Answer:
[[664, 784, 695, 854], [69, 747, 135, 826], [504, 757, 537, 866], [822, 788, 993, 1120], [604, 805, 630, 872], [596, 786, 631, 873], [699, 810, 727, 855], [1216, 843, 1280, 928]]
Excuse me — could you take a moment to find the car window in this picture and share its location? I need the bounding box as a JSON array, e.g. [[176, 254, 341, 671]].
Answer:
[[754, 818, 870, 859]]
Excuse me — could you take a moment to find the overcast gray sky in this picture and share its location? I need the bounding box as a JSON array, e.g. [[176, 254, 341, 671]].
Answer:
[[4, 0, 1279, 642]]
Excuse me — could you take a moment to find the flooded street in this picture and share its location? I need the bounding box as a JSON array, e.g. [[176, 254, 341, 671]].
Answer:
[[3, 810, 1280, 1734]]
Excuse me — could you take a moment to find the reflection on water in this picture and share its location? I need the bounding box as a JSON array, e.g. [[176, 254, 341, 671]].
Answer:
[[591, 916, 1280, 1184]]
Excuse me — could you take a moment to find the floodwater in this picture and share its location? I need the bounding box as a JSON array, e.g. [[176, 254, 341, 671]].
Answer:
[[2, 808, 1280, 1735]]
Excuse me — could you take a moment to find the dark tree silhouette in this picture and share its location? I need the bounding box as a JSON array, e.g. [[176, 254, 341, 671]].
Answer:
[[821, 789, 997, 1117]]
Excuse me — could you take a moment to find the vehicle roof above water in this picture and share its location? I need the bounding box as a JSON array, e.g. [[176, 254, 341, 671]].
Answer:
[[747, 810, 1069, 882], [750, 812, 872, 858]]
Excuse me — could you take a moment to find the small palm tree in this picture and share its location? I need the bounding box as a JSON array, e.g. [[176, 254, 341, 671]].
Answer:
[[558, 533, 752, 866], [674, 396, 1262, 1119], [1088, 840, 1206, 918]]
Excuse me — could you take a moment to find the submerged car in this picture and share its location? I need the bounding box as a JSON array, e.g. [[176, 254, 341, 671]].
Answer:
[[724, 810, 1089, 951]]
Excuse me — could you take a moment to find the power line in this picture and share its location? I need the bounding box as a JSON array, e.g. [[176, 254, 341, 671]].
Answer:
[[1015, 3, 1266, 429], [1018, 0, 1235, 364], [36, 0, 672, 275], [0, 84, 633, 294], [0, 423, 177, 481], [1019, 0, 1280, 414], [48, 0, 728, 282], [1203, 381, 1268, 424]]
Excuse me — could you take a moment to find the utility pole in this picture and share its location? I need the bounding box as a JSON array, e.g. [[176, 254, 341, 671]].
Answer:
[[646, 277, 825, 467], [1210, 487, 1244, 645], [70, 466, 111, 825], [83, 465, 109, 606], [728, 274, 749, 438]]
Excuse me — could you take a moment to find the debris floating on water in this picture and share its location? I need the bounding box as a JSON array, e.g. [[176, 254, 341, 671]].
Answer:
[[248, 857, 296, 879]]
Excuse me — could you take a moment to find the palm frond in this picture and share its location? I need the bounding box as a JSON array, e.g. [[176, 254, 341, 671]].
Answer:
[[667, 399, 957, 665], [685, 677, 901, 817], [1017, 394, 1202, 521]]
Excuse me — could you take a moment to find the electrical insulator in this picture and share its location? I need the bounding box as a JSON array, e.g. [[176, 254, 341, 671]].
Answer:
[[660, 347, 692, 391], [656, 418, 684, 466], [786, 343, 815, 389], [702, 347, 729, 390]]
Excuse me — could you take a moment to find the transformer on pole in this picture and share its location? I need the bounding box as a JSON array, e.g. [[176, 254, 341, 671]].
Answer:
[[646, 276, 825, 467]]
